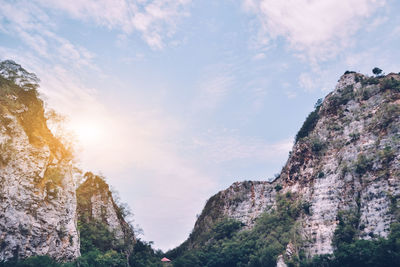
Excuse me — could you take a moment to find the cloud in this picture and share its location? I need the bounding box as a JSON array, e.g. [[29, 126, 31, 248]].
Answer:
[[36, 0, 191, 49], [243, 0, 386, 61], [0, 0, 96, 70]]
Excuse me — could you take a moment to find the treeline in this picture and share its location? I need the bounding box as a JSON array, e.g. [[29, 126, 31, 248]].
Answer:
[[0, 222, 163, 267]]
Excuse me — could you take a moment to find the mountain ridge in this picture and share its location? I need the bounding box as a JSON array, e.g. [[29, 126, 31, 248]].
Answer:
[[168, 71, 400, 265]]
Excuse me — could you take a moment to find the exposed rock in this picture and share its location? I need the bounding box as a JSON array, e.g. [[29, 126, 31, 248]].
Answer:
[[0, 61, 80, 261], [276, 255, 287, 267], [77, 172, 136, 254], [181, 72, 400, 260]]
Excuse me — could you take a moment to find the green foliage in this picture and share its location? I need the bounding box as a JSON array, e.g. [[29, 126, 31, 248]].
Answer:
[[302, 223, 400, 267], [372, 67, 383, 76], [295, 101, 322, 142], [212, 218, 243, 240], [371, 103, 400, 132], [380, 77, 400, 92], [171, 193, 303, 267], [354, 154, 373, 175], [78, 219, 123, 254], [328, 85, 354, 109], [344, 71, 356, 75], [0, 255, 68, 267], [310, 138, 325, 153], [129, 239, 163, 267], [332, 210, 360, 248], [275, 184, 283, 192], [76, 249, 127, 267], [0, 60, 72, 160], [302, 202, 312, 215], [363, 77, 379, 85], [348, 132, 360, 143]]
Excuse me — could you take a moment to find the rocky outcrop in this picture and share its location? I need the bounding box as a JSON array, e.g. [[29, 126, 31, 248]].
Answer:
[[0, 60, 80, 261], [182, 72, 400, 257], [77, 172, 136, 254]]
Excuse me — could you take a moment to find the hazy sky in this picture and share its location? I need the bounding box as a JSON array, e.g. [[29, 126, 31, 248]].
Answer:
[[1, 0, 400, 250]]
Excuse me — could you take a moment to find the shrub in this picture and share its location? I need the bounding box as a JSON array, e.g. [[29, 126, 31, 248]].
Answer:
[[372, 67, 383, 76], [171, 193, 303, 267], [302, 202, 312, 215], [275, 184, 283, 192], [296, 110, 320, 142], [310, 138, 325, 153], [380, 77, 400, 92], [349, 132, 360, 143], [371, 104, 400, 132], [354, 154, 373, 175], [212, 218, 243, 240], [332, 210, 360, 248], [295, 99, 323, 142]]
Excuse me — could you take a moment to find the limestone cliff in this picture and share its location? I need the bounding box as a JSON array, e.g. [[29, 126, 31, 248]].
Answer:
[[182, 71, 400, 258], [0, 60, 80, 261], [77, 172, 136, 255]]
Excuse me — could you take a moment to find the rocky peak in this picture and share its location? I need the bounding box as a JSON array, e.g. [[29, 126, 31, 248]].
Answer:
[[178, 71, 400, 258], [77, 172, 136, 254], [0, 61, 79, 261]]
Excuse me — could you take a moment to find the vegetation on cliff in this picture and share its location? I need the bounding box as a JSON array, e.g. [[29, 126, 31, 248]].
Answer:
[[168, 193, 304, 267]]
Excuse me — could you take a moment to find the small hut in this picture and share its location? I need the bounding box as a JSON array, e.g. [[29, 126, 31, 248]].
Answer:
[[161, 257, 171, 266]]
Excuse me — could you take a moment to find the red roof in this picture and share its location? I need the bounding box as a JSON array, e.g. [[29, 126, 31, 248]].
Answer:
[[161, 257, 171, 262]]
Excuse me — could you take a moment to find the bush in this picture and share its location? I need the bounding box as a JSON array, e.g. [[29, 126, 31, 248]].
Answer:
[[212, 218, 243, 240], [129, 239, 163, 267], [295, 99, 323, 142], [302, 223, 400, 267], [302, 202, 312, 215], [296, 110, 319, 142], [380, 77, 400, 92], [311, 138, 325, 153], [329, 85, 354, 109], [171, 193, 303, 267], [332, 210, 360, 247], [275, 184, 283, 192], [354, 154, 373, 175], [372, 67, 383, 76]]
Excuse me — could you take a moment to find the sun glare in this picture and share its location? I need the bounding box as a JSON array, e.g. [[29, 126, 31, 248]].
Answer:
[[72, 121, 105, 145]]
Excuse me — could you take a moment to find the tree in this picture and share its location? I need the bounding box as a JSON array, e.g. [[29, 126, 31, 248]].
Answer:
[[372, 67, 383, 76]]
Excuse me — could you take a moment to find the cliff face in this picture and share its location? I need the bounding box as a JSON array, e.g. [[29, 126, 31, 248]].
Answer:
[[0, 61, 80, 261], [184, 72, 400, 257], [76, 172, 136, 254]]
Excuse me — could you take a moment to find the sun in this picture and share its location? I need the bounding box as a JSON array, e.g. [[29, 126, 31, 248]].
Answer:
[[71, 121, 105, 145]]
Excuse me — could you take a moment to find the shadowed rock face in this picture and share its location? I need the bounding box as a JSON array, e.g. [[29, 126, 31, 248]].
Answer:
[[77, 172, 136, 254], [182, 72, 400, 257], [0, 61, 80, 261]]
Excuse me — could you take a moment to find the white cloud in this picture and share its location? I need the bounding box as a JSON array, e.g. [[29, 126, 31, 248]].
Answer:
[[0, 0, 96, 70], [243, 0, 385, 61], [36, 0, 191, 49]]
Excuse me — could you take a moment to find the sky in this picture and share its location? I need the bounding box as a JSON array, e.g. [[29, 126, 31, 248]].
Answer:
[[1, 0, 400, 251]]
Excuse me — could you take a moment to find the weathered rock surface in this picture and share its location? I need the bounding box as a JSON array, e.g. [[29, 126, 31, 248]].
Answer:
[[184, 72, 400, 257], [0, 60, 80, 261], [77, 172, 136, 254]]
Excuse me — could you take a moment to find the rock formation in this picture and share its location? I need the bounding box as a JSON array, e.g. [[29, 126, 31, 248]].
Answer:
[[0, 60, 80, 261], [181, 71, 400, 258], [77, 172, 136, 255]]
